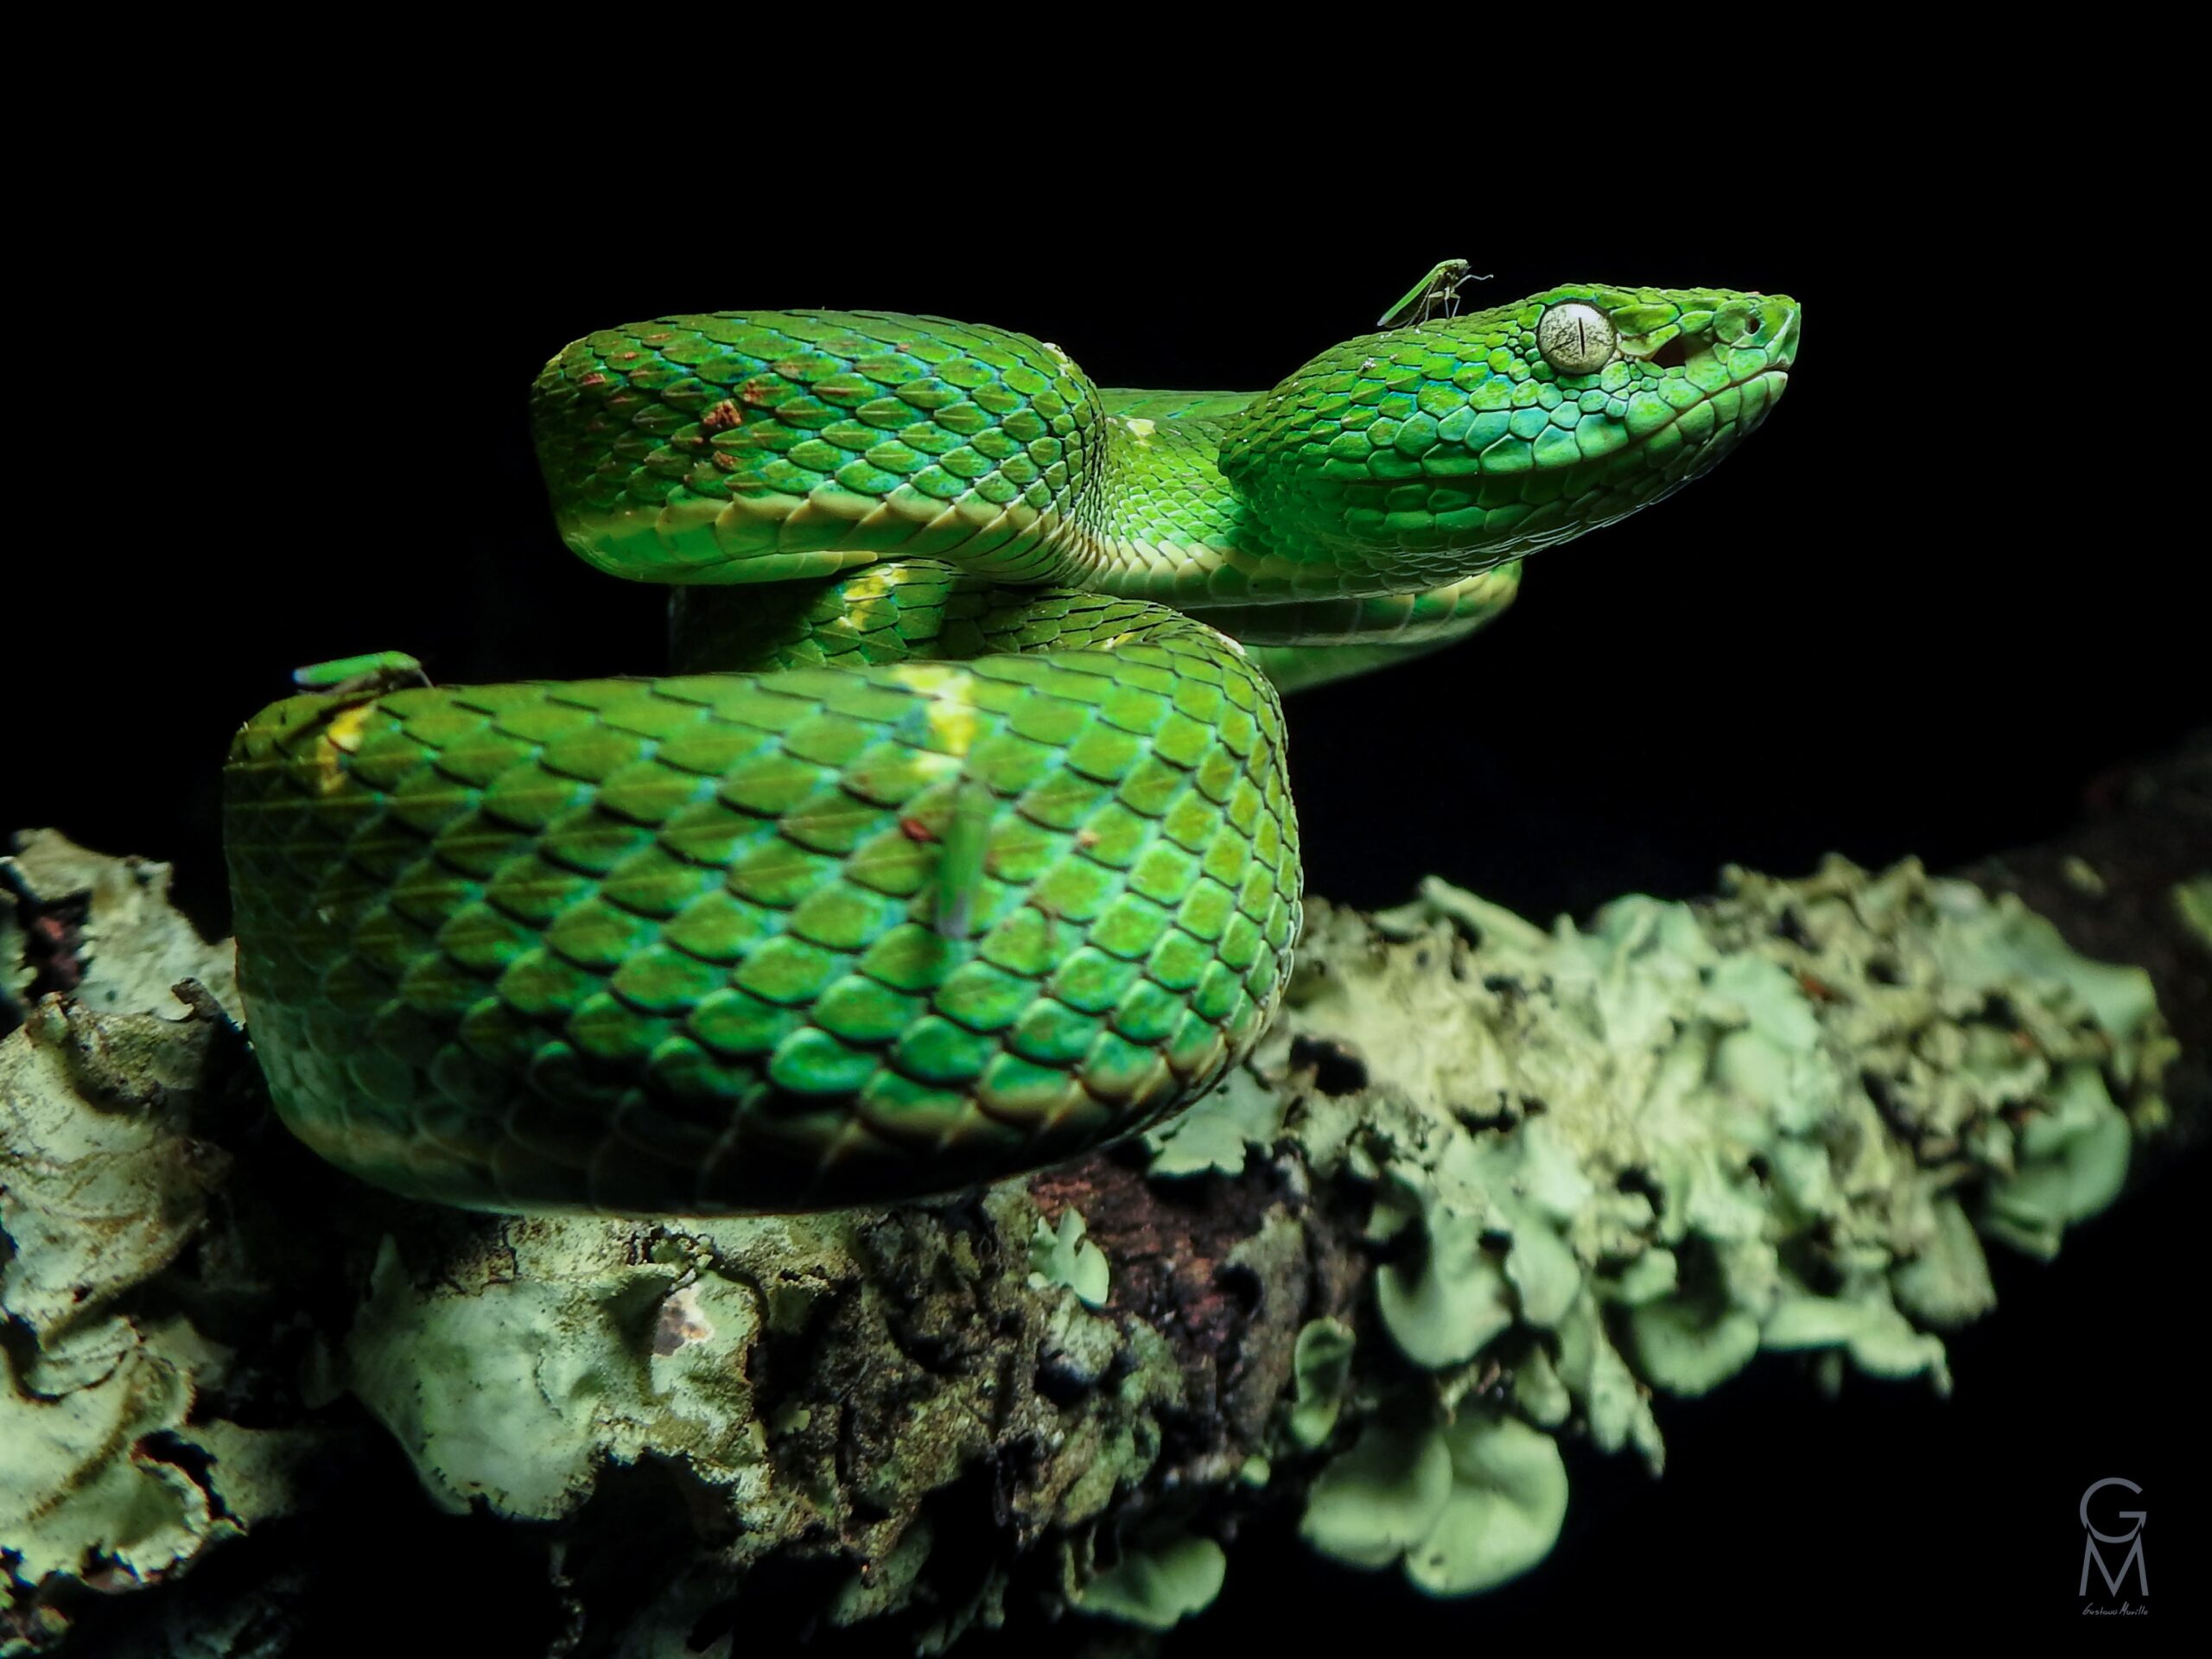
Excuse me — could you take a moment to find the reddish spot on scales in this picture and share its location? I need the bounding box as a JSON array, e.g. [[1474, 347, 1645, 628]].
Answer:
[[620, 352, 641, 361], [1795, 970, 1840, 1002], [740, 378, 778, 406], [702, 400, 744, 433], [577, 372, 607, 389], [899, 817, 937, 842]]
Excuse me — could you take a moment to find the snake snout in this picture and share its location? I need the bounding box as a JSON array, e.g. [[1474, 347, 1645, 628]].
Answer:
[[1721, 293, 1798, 387], [1697, 291, 1797, 436], [1739, 296, 1797, 431], [1753, 294, 1801, 375]]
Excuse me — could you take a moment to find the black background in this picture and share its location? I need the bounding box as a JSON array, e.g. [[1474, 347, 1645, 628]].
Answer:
[[9, 148, 2205, 1649]]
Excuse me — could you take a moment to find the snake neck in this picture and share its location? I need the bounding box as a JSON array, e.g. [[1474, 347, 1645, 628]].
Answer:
[[1065, 391, 1459, 610], [1068, 396, 1265, 604], [1065, 389, 1582, 612]]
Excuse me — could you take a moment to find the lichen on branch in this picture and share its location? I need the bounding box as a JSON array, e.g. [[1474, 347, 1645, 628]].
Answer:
[[0, 830, 2184, 1656]]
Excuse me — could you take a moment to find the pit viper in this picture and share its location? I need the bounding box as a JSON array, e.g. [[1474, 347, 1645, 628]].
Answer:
[[223, 276, 1799, 1214]]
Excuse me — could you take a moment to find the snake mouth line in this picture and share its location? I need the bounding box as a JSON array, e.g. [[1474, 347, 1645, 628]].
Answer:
[[1598, 361, 1791, 475]]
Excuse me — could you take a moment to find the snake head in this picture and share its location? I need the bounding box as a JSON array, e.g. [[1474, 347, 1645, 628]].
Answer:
[[1219, 283, 1799, 585]]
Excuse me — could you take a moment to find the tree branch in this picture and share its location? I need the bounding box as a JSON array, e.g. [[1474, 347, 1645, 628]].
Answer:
[[2, 732, 2202, 1656]]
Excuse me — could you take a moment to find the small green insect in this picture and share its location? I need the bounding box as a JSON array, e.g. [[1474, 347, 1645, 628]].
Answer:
[[931, 775, 998, 942], [290, 651, 430, 699], [1376, 258, 1489, 328]]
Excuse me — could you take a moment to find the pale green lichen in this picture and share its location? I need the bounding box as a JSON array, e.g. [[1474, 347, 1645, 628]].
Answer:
[[1039, 1285, 1122, 1394], [1925, 876, 2157, 1054], [0, 830, 235, 1025], [1297, 1412, 1567, 1597], [2, 1317, 236, 1596], [1977, 1063, 2133, 1258], [2176, 874, 2212, 952], [1065, 1529, 1227, 1631], [322, 1180, 1203, 1650], [1297, 1421, 1452, 1571], [343, 1212, 865, 1532], [1287, 1319, 1354, 1450], [0, 999, 233, 1344], [1403, 1413, 1570, 1597], [2059, 855, 2107, 898], [1027, 1208, 1110, 1309], [0, 897, 23, 1016], [345, 1228, 765, 1518], [1, 836, 303, 1654], [1889, 1195, 1997, 1327], [1274, 856, 2172, 1593], [1142, 1066, 1284, 1179]]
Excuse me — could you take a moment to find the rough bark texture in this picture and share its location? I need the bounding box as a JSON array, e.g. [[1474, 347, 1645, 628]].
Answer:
[[1, 732, 2203, 1658]]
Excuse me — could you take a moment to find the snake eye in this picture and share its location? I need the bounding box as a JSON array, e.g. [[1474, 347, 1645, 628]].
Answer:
[[1536, 302, 1615, 374]]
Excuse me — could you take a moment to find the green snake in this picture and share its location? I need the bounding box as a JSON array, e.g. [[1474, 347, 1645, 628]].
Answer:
[[223, 276, 1799, 1215]]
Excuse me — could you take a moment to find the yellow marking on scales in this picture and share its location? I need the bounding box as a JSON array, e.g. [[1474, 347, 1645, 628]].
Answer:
[[885, 662, 995, 943], [1123, 416, 1157, 442], [317, 704, 374, 795], [887, 663, 980, 765]]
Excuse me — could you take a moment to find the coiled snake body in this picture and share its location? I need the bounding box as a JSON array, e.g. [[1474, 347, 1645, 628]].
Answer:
[[224, 279, 1799, 1214]]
